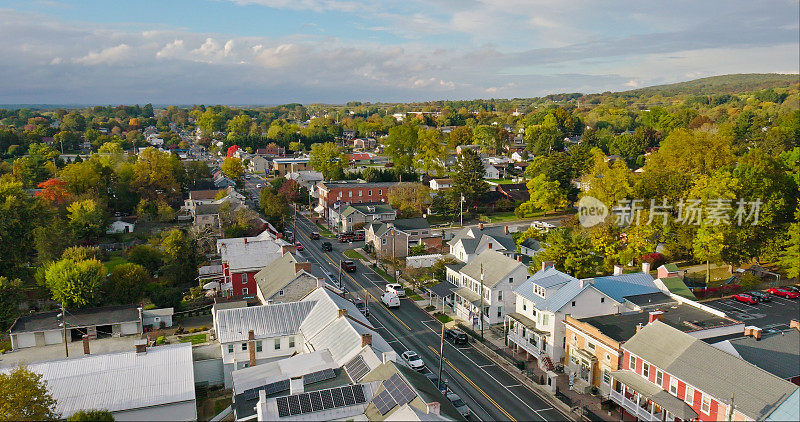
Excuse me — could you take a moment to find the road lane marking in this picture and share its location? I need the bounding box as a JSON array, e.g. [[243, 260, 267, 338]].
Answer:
[[506, 384, 523, 388], [427, 345, 516, 422]]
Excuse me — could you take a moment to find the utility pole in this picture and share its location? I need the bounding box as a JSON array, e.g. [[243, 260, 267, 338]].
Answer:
[[391, 228, 396, 282], [460, 194, 465, 227], [480, 263, 485, 341], [438, 324, 445, 392], [60, 303, 69, 357]]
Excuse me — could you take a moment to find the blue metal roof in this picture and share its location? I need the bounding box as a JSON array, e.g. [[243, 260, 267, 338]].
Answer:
[[591, 273, 659, 303]]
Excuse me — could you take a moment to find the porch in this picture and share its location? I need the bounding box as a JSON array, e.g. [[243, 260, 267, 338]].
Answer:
[[609, 370, 697, 422]]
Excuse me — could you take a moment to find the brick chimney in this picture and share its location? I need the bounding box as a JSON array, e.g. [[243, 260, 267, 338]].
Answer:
[[276, 233, 283, 239], [613, 265, 624, 276], [338, 309, 348, 318], [282, 244, 296, 255], [244, 238, 248, 245], [504, 225, 509, 235], [790, 320, 800, 332], [478, 223, 484, 230], [135, 339, 147, 354], [426, 402, 441, 415], [361, 333, 372, 348], [82, 334, 90, 355], [636, 323, 644, 333], [642, 262, 651, 274], [542, 261, 555, 271], [517, 255, 522, 262], [648, 310, 664, 323], [294, 262, 312, 274], [248, 330, 256, 367]]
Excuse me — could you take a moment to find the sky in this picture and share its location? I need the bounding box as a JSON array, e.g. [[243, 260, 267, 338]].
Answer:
[[0, 0, 797, 105]]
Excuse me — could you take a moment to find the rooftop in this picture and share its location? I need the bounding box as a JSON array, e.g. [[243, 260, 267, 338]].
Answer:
[[718, 329, 800, 380], [214, 301, 317, 343], [0, 343, 195, 419], [10, 304, 140, 334], [577, 300, 740, 342], [459, 249, 525, 288], [320, 180, 400, 189], [217, 231, 286, 272], [189, 189, 220, 200]]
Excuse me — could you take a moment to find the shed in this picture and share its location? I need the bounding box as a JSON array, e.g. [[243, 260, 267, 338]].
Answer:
[[142, 308, 174, 329]]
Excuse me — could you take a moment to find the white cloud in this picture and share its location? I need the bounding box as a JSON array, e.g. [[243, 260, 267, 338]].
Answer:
[[74, 44, 131, 65]]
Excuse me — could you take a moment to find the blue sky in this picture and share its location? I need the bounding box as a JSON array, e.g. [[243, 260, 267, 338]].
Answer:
[[0, 0, 797, 104]]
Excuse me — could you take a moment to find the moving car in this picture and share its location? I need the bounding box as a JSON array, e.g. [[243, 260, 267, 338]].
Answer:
[[748, 291, 771, 302], [386, 283, 406, 297], [732, 293, 759, 305], [256, 183, 263, 188], [294, 241, 303, 251], [401, 351, 425, 371], [446, 391, 470, 417], [341, 260, 357, 273], [444, 329, 468, 345], [321, 241, 332, 251], [353, 297, 369, 317], [766, 288, 800, 299], [783, 285, 800, 294], [310, 232, 320, 240], [380, 291, 400, 308]]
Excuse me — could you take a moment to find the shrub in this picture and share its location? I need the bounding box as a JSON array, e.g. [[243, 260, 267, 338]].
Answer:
[[640, 252, 666, 268], [156, 336, 166, 345]]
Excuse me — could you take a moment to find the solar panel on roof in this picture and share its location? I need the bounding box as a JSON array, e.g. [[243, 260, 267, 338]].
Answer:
[[264, 379, 290, 395], [352, 384, 365, 403], [320, 389, 334, 409], [309, 391, 323, 412], [342, 385, 356, 406], [303, 368, 336, 385], [384, 373, 416, 405], [372, 390, 397, 415], [344, 354, 370, 382], [331, 387, 345, 407], [276, 396, 290, 417], [298, 393, 312, 413], [287, 395, 301, 415]]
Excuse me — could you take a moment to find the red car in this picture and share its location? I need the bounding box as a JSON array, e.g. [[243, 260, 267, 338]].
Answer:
[[294, 241, 304, 251], [732, 293, 759, 305], [766, 288, 800, 299]]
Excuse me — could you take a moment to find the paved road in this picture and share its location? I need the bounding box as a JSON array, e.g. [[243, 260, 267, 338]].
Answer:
[[290, 214, 570, 422]]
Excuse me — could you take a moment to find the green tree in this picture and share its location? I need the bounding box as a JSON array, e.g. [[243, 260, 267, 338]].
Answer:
[[472, 125, 499, 152], [385, 125, 419, 171], [447, 126, 472, 148], [131, 148, 182, 203], [67, 199, 106, 240], [226, 115, 252, 140], [777, 219, 800, 278], [693, 224, 724, 285], [127, 244, 163, 275], [0, 277, 23, 332], [221, 157, 245, 181], [0, 178, 42, 275], [0, 365, 59, 421], [580, 149, 632, 208], [43, 258, 105, 308], [387, 183, 431, 218], [451, 149, 488, 208], [308, 142, 344, 180], [645, 129, 734, 176], [260, 189, 291, 228], [196, 109, 224, 136], [66, 409, 114, 421], [516, 174, 568, 217], [533, 228, 601, 278], [416, 128, 446, 176], [104, 263, 148, 305]]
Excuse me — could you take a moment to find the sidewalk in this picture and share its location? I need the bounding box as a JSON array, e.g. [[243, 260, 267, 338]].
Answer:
[[414, 288, 622, 422]]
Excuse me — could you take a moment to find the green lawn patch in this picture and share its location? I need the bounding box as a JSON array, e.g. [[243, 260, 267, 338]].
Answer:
[[179, 333, 207, 344], [478, 211, 520, 223], [343, 249, 365, 260], [434, 312, 453, 323], [314, 222, 334, 238], [407, 289, 423, 301], [102, 254, 128, 272], [373, 265, 396, 283]]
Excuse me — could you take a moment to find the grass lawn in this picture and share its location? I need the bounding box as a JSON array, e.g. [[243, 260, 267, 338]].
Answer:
[[314, 222, 334, 238], [373, 265, 396, 283], [343, 249, 365, 260], [478, 211, 519, 223], [406, 288, 423, 301], [434, 312, 453, 323], [486, 179, 519, 184], [179, 333, 207, 344], [102, 253, 128, 272]]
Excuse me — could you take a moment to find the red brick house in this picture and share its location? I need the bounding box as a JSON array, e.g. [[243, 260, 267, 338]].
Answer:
[[216, 231, 292, 297], [317, 181, 399, 219], [610, 320, 796, 422]]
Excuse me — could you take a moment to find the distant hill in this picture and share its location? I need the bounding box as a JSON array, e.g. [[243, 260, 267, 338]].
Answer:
[[624, 73, 799, 96]]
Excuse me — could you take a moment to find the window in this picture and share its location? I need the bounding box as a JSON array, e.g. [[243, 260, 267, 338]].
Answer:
[[542, 314, 549, 326], [278, 290, 284, 296], [348, 191, 352, 197], [656, 370, 663, 387], [256, 341, 262, 352], [378, 189, 382, 195], [572, 301, 576, 307], [602, 369, 611, 385], [368, 190, 372, 195], [289, 336, 295, 348], [497, 307, 501, 317], [601, 297, 605, 303], [669, 378, 678, 395], [228, 344, 234, 354], [242, 287, 249, 295], [588, 342, 596, 351], [382, 238, 386, 245], [497, 291, 503, 301], [274, 338, 281, 350], [241, 342, 247, 351], [684, 386, 694, 405], [522, 303, 526, 311], [509, 277, 513, 284], [606, 354, 611, 361], [242, 273, 249, 283], [573, 334, 578, 341], [642, 362, 650, 378], [359, 190, 363, 196], [701, 395, 710, 413], [629, 355, 637, 370]]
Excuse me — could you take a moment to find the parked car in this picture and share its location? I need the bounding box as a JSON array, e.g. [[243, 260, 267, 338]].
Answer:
[[321, 241, 332, 251], [380, 291, 400, 308], [293, 241, 304, 251], [283, 230, 294, 242], [446, 391, 470, 417], [748, 291, 771, 302], [766, 288, 800, 299], [424, 372, 443, 390], [341, 260, 357, 273], [256, 183, 263, 188], [732, 293, 759, 305], [445, 329, 468, 345], [353, 297, 369, 317], [386, 283, 406, 297], [338, 233, 353, 243], [783, 285, 800, 294], [310, 232, 320, 240], [401, 351, 425, 371]]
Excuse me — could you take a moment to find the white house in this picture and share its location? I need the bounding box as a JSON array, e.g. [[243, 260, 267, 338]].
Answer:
[[448, 224, 517, 263], [506, 265, 660, 370], [248, 155, 270, 174], [511, 151, 525, 162], [446, 250, 529, 328], [483, 163, 500, 179], [429, 178, 453, 191], [106, 219, 135, 234]]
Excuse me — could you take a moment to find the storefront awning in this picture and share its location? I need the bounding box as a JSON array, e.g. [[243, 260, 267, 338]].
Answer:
[[611, 370, 698, 421]]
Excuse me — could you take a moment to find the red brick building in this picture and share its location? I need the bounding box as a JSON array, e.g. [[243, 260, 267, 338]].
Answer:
[[317, 181, 399, 219], [216, 231, 292, 296]]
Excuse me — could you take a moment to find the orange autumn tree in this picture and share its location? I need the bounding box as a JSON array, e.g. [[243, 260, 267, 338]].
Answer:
[[35, 178, 71, 205]]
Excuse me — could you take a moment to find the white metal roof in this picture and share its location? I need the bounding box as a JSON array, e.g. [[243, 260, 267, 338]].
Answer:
[[215, 301, 316, 344], [2, 343, 195, 418]]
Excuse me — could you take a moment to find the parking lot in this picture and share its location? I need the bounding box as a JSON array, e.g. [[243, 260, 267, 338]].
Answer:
[[704, 287, 800, 333]]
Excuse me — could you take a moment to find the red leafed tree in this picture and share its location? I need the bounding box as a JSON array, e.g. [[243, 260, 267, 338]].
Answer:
[[226, 145, 240, 157], [277, 179, 300, 203], [35, 178, 71, 204]]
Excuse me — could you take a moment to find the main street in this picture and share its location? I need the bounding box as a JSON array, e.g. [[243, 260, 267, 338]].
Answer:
[[289, 213, 571, 422]]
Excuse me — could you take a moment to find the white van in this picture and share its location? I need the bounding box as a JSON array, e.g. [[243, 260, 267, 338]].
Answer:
[[381, 291, 400, 308]]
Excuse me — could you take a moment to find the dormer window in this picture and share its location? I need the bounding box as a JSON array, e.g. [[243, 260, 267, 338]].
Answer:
[[488, 242, 493, 249]]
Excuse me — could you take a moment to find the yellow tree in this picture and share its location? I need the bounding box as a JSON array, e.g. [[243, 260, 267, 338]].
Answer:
[[221, 157, 245, 181]]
